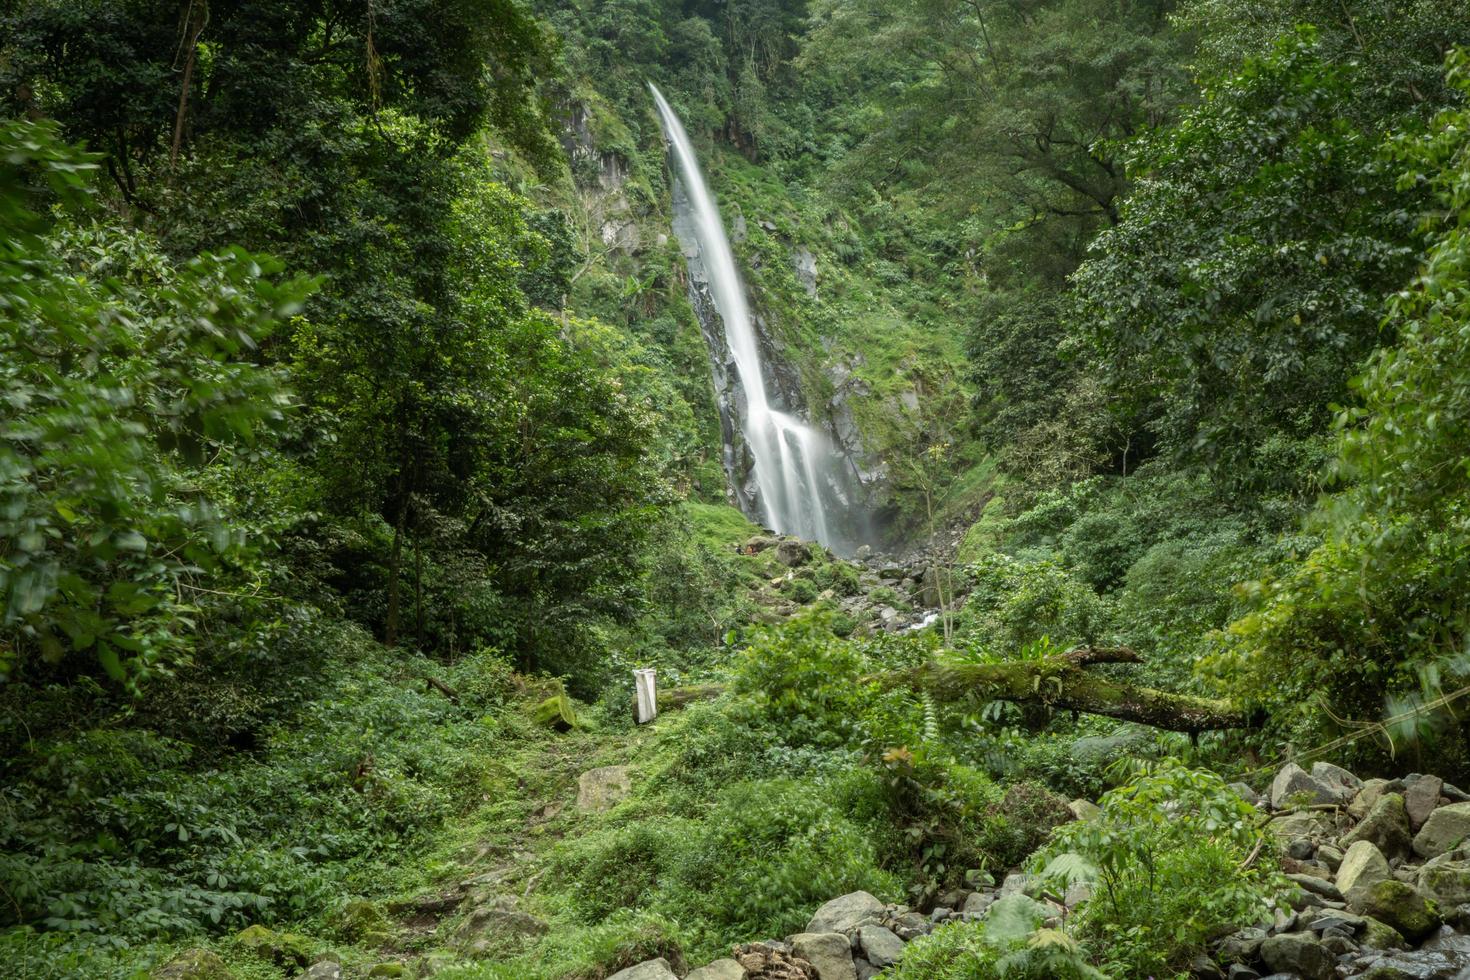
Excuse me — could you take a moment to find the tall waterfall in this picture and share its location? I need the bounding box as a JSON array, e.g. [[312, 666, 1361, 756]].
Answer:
[[650, 83, 852, 551]]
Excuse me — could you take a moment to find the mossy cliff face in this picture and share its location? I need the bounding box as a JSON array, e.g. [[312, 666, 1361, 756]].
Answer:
[[524, 88, 980, 546]]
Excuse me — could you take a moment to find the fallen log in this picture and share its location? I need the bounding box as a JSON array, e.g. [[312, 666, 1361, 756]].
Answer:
[[885, 649, 1254, 734], [631, 648, 1254, 735]]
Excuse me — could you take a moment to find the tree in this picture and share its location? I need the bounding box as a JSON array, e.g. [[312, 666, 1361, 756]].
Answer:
[[1073, 30, 1425, 482], [0, 120, 315, 684]]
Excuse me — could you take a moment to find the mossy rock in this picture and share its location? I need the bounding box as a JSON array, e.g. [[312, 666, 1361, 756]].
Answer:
[[532, 693, 578, 731], [336, 898, 393, 944], [1357, 880, 1440, 942], [153, 948, 235, 980], [367, 964, 408, 978], [234, 924, 313, 968], [1359, 915, 1407, 950]]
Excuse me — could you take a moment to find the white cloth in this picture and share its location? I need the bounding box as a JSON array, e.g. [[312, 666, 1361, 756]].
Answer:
[[634, 668, 658, 724]]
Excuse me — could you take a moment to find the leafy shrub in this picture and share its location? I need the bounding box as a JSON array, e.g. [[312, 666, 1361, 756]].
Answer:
[[887, 897, 1103, 979], [1040, 760, 1283, 976], [957, 554, 1110, 652]]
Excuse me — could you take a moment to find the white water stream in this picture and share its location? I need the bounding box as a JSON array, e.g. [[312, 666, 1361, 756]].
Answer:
[[650, 83, 844, 548]]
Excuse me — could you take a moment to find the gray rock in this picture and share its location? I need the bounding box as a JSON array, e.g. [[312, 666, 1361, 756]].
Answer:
[[1217, 926, 1267, 963], [1068, 799, 1101, 821], [1260, 932, 1335, 980], [1415, 802, 1470, 858], [806, 892, 885, 936], [1266, 809, 1333, 843], [1271, 763, 1336, 810], [1351, 778, 1396, 819], [155, 950, 235, 980], [1287, 838, 1317, 860], [790, 932, 857, 980], [576, 765, 631, 812], [1230, 782, 1265, 808], [607, 961, 679, 980], [858, 926, 906, 968], [1343, 792, 1415, 859], [455, 896, 548, 950], [1419, 858, 1470, 907], [1288, 873, 1344, 901], [776, 539, 812, 567], [1354, 879, 1441, 942], [684, 959, 747, 980], [1312, 762, 1364, 803], [298, 964, 342, 980], [1339, 840, 1393, 907], [929, 906, 952, 923], [999, 873, 1041, 898], [961, 891, 994, 920], [1406, 774, 1445, 833], [889, 911, 929, 940], [854, 958, 879, 980], [1317, 844, 1345, 872], [1227, 966, 1262, 980]]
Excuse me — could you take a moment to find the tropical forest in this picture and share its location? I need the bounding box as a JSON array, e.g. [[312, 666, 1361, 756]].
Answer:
[[6, 0, 1470, 978]]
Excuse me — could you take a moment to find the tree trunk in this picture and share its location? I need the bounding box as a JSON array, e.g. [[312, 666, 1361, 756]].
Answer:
[[385, 507, 405, 648], [637, 647, 1256, 735], [886, 646, 1254, 734]]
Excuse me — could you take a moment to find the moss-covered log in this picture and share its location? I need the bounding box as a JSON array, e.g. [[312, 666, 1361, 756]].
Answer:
[[888, 651, 1253, 734], [634, 647, 1253, 734]]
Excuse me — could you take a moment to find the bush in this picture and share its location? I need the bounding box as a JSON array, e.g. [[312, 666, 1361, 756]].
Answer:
[[1040, 760, 1284, 976]]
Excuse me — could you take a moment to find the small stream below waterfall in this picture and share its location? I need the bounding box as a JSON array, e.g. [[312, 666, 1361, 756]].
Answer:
[[650, 84, 863, 555]]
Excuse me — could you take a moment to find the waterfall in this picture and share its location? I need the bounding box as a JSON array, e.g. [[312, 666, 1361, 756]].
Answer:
[[650, 83, 852, 551]]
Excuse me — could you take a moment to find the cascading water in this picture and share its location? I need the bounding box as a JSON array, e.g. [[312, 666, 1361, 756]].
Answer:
[[650, 83, 855, 551]]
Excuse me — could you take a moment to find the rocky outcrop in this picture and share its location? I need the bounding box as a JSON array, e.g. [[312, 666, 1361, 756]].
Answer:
[[1208, 761, 1470, 979]]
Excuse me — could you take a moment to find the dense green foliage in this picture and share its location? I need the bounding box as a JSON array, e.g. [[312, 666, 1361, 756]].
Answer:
[[6, 0, 1470, 977]]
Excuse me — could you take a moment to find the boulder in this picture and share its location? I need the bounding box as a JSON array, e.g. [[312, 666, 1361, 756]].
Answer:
[[235, 925, 312, 968], [806, 892, 885, 936], [576, 765, 631, 812], [1270, 763, 1336, 810], [1360, 915, 1408, 950], [1354, 879, 1441, 942], [744, 536, 777, 555], [532, 693, 577, 731], [1317, 844, 1345, 872], [1216, 926, 1267, 963], [1342, 793, 1415, 860], [1414, 802, 1470, 858], [1068, 799, 1101, 821], [1405, 774, 1444, 832], [1259, 932, 1335, 980], [790, 932, 857, 980], [1351, 779, 1397, 820], [1266, 810, 1332, 844], [607, 960, 680, 980], [1287, 873, 1343, 901], [684, 959, 747, 980], [297, 962, 342, 980], [365, 966, 405, 979], [961, 891, 994, 920], [1229, 782, 1265, 808], [455, 896, 548, 952], [153, 949, 235, 980], [1418, 859, 1470, 907], [776, 539, 812, 567], [1339, 840, 1394, 906], [1312, 761, 1364, 803], [857, 925, 906, 968]]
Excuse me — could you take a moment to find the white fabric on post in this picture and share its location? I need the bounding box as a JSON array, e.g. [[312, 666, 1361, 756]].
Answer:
[[634, 668, 658, 724]]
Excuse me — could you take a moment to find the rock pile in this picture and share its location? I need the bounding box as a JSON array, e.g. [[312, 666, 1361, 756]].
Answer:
[[1207, 762, 1470, 979], [608, 891, 937, 980]]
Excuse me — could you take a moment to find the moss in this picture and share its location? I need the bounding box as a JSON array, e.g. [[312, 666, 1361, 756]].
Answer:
[[152, 948, 235, 980], [336, 899, 392, 945], [1359, 880, 1440, 942], [233, 925, 312, 968], [533, 694, 579, 731]]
